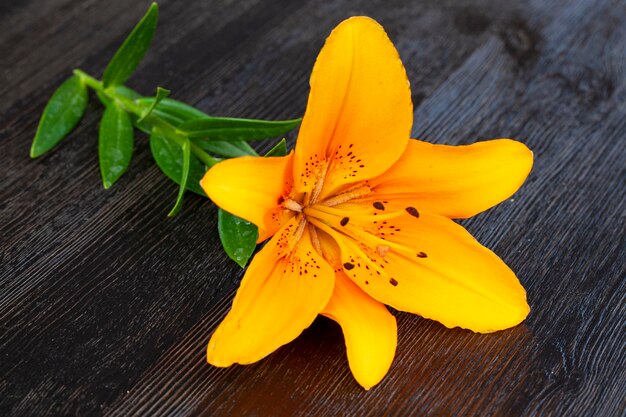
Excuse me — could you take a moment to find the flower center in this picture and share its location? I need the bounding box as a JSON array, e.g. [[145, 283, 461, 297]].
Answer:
[[279, 161, 374, 256]]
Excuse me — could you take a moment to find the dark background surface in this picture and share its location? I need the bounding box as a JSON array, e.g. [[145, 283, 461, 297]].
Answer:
[[1, 0, 625, 416]]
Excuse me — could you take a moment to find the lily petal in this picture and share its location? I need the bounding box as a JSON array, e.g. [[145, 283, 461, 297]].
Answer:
[[309, 207, 529, 333], [322, 272, 397, 390], [201, 153, 294, 242], [293, 16, 412, 198], [369, 139, 533, 219], [207, 217, 335, 366]]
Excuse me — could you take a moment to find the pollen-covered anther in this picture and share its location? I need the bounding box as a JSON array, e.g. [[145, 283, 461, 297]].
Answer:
[[283, 199, 303, 212], [377, 244, 390, 257]]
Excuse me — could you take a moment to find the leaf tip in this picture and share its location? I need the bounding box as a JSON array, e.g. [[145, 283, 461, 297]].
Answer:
[[148, 2, 159, 20], [235, 259, 248, 268], [167, 206, 179, 217], [29, 143, 41, 158]]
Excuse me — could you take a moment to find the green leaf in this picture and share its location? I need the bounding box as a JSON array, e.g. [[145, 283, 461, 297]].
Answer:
[[177, 117, 301, 141], [102, 3, 159, 88], [135, 98, 259, 156], [168, 138, 190, 217], [218, 209, 258, 268], [98, 102, 134, 189], [264, 138, 288, 157], [150, 130, 207, 196], [137, 86, 170, 122], [136, 97, 208, 122], [30, 75, 88, 158], [193, 139, 258, 157]]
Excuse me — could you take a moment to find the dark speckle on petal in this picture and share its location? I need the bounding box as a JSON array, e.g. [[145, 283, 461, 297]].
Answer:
[[405, 207, 419, 218]]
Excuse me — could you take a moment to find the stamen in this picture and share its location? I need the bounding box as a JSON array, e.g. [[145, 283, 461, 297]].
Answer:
[[283, 199, 303, 212], [320, 185, 371, 207], [309, 161, 329, 205], [288, 217, 307, 252], [310, 225, 340, 267], [336, 181, 370, 195], [307, 217, 388, 278], [306, 205, 405, 223], [344, 223, 415, 258], [309, 224, 322, 255]]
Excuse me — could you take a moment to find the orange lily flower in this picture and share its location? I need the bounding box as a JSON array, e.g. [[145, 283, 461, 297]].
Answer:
[[201, 16, 533, 389]]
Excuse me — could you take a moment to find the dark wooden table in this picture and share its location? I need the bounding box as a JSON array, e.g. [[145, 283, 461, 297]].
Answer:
[[1, 0, 625, 416]]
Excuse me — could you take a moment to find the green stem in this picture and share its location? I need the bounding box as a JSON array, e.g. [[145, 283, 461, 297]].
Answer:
[[73, 69, 219, 167], [74, 69, 102, 90]]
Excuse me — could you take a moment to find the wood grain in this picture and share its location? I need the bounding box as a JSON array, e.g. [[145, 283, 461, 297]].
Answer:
[[1, 0, 624, 416]]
